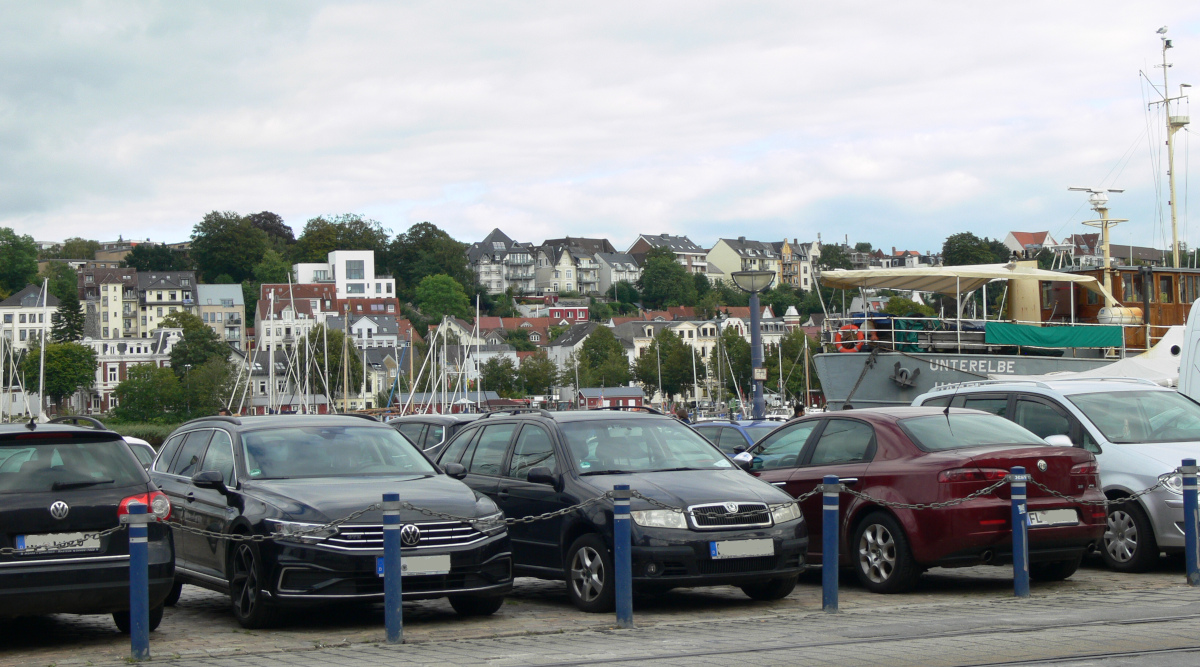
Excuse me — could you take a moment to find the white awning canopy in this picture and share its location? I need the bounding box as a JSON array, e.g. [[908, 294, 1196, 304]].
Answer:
[[819, 263, 1118, 303]]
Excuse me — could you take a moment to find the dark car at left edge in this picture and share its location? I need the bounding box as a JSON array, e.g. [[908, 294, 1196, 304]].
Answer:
[[150, 414, 513, 628]]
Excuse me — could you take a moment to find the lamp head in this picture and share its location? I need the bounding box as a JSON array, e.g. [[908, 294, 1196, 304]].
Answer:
[[731, 270, 777, 294]]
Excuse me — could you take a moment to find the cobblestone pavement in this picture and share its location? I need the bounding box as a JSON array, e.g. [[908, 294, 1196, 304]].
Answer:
[[3, 556, 1198, 667]]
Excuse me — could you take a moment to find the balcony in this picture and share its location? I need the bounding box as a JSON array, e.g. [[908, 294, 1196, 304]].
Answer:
[[506, 257, 534, 265], [225, 331, 241, 341], [506, 271, 534, 280]]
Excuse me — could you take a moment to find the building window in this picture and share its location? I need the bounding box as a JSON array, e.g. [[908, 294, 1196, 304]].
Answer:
[[18, 314, 26, 324], [169, 292, 176, 301], [203, 312, 210, 322], [346, 283, 365, 294], [375, 283, 381, 294], [346, 260, 365, 280], [216, 312, 222, 322], [387, 283, 392, 294], [103, 327, 109, 338], [108, 365, 118, 382]]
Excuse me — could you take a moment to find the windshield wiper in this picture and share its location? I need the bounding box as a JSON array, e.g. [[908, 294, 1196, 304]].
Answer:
[[52, 479, 114, 490], [647, 467, 705, 472], [579, 469, 638, 476]]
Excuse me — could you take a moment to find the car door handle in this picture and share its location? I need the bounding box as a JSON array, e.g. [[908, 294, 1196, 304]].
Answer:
[[186, 492, 196, 503], [497, 491, 510, 500], [839, 478, 859, 486], [771, 482, 787, 487]]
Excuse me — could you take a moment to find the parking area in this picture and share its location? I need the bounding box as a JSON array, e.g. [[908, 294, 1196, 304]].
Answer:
[[2, 556, 1191, 667]]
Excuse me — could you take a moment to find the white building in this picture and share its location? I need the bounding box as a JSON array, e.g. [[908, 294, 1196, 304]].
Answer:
[[0, 285, 58, 351], [293, 250, 395, 301], [327, 314, 401, 349], [594, 253, 642, 295], [84, 328, 183, 414]]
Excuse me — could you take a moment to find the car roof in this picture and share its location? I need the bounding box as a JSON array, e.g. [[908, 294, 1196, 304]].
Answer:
[[919, 378, 1170, 398], [387, 414, 482, 425], [809, 407, 991, 423], [178, 414, 395, 431], [0, 423, 126, 440]]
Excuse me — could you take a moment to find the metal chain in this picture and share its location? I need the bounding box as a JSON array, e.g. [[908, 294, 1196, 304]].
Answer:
[[1026, 474, 1172, 508], [0, 524, 127, 556], [161, 503, 383, 543], [839, 478, 1010, 511]]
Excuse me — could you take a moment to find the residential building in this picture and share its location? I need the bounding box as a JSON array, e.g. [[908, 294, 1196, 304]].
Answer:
[[1063, 234, 1168, 267], [466, 229, 537, 294], [253, 284, 338, 350], [83, 328, 182, 413], [536, 237, 616, 295], [137, 271, 198, 335], [0, 285, 58, 351], [241, 349, 331, 416], [293, 250, 395, 301], [627, 234, 708, 274], [196, 284, 246, 351], [705, 237, 782, 284], [78, 267, 139, 340], [1004, 231, 1059, 259], [544, 322, 598, 372], [594, 253, 642, 294], [577, 387, 644, 409], [327, 313, 402, 349], [548, 298, 589, 323]]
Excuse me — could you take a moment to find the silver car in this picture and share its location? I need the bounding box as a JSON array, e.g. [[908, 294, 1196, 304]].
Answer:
[[913, 378, 1199, 572]]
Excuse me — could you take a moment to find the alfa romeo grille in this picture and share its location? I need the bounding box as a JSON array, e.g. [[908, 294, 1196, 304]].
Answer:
[[687, 502, 772, 530], [318, 520, 486, 552]]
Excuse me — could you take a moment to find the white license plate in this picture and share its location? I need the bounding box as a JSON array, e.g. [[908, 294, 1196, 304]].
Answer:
[[709, 538, 775, 559], [375, 554, 452, 577], [16, 532, 100, 554], [1028, 509, 1078, 528]]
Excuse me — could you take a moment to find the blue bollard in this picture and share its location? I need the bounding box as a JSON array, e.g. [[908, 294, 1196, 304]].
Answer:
[[1010, 466, 1030, 598], [822, 475, 839, 612], [613, 484, 633, 628], [382, 493, 404, 644], [124, 502, 151, 661], [1183, 459, 1199, 586]]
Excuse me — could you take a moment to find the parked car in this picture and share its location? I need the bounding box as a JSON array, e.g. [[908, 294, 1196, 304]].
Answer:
[[915, 379, 1200, 572], [692, 419, 785, 455], [150, 414, 512, 628], [387, 414, 484, 458], [0, 423, 175, 631], [744, 407, 1105, 593], [435, 408, 807, 612]]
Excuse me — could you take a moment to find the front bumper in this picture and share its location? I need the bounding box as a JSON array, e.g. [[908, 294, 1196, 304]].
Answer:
[[264, 532, 513, 603], [631, 519, 807, 587]]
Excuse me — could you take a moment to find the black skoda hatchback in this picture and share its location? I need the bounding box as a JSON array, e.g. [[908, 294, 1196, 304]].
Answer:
[[0, 423, 175, 631], [435, 409, 807, 612], [151, 415, 512, 628]]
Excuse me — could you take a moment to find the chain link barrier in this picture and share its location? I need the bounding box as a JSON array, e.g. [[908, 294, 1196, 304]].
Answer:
[[0, 524, 127, 556], [839, 478, 1012, 511]]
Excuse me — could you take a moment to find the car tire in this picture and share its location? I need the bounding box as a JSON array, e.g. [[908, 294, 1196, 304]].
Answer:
[[448, 595, 505, 616], [112, 603, 164, 633], [1029, 555, 1081, 582], [852, 512, 920, 593], [740, 575, 798, 601], [1102, 500, 1159, 573], [228, 541, 277, 629], [164, 579, 183, 607], [565, 533, 615, 613]]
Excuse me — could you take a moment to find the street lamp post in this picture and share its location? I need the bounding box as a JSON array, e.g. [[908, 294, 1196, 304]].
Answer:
[[731, 270, 776, 420]]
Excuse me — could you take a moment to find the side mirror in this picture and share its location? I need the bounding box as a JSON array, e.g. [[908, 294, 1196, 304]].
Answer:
[[733, 445, 748, 454], [1044, 434, 1074, 447], [732, 451, 754, 472], [442, 462, 468, 480], [191, 470, 227, 493], [527, 467, 557, 486]]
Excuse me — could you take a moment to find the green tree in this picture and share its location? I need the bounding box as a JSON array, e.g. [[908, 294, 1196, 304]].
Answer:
[[21, 341, 97, 411], [693, 272, 711, 299], [817, 245, 853, 270], [854, 242, 874, 254], [38, 261, 78, 302], [112, 365, 182, 422], [504, 329, 537, 352], [714, 327, 752, 402], [882, 296, 936, 317], [942, 232, 997, 266], [631, 328, 705, 400], [762, 284, 803, 318], [293, 214, 390, 263], [761, 328, 820, 403], [518, 351, 558, 395], [589, 300, 614, 322], [607, 280, 639, 304], [480, 356, 520, 398], [166, 312, 231, 376], [637, 246, 697, 309], [122, 244, 191, 272], [415, 274, 473, 322], [298, 325, 364, 400], [245, 211, 294, 250], [190, 211, 269, 283], [51, 291, 85, 342], [564, 327, 631, 388], [0, 227, 39, 295], [40, 237, 100, 260], [386, 222, 474, 298], [252, 248, 292, 284], [178, 357, 235, 419], [242, 281, 260, 323]]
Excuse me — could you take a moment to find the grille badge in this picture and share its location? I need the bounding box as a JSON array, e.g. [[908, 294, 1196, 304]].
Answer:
[[400, 524, 421, 547], [1037, 460, 1048, 472], [723, 502, 739, 513]]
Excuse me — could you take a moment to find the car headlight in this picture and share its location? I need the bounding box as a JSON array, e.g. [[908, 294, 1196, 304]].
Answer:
[[264, 519, 337, 543], [770, 503, 802, 525], [1163, 473, 1183, 495], [631, 509, 688, 529], [472, 511, 507, 536]]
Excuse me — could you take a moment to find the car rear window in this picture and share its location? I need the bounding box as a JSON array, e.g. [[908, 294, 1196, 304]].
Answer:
[[899, 414, 1045, 451], [0, 436, 147, 493]]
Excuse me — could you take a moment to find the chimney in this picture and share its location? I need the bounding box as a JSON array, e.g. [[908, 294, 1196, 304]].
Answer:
[[738, 236, 746, 243]]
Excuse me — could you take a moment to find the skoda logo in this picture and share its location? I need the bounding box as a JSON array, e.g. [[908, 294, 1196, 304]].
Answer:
[[1037, 460, 1048, 472], [723, 502, 739, 514], [49, 501, 70, 520], [400, 524, 421, 547]]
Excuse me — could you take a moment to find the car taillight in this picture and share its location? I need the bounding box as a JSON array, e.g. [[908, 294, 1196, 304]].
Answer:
[[1070, 462, 1098, 475], [938, 467, 1009, 483], [118, 491, 171, 521]]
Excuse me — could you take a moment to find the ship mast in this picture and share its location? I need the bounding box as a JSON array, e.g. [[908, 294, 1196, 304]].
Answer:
[[1072, 188, 1126, 307], [1152, 27, 1191, 267]]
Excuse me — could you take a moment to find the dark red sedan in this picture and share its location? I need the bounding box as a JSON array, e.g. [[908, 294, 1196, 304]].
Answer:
[[746, 407, 1105, 593]]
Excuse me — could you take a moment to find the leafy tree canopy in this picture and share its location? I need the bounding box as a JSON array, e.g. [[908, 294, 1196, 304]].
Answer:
[[21, 342, 97, 409], [882, 296, 936, 317], [245, 211, 294, 245], [169, 316, 231, 378], [480, 356, 521, 398], [637, 251, 696, 309], [607, 280, 639, 304], [293, 214, 390, 264], [41, 237, 100, 260], [518, 351, 557, 395], [631, 327, 705, 400], [252, 248, 292, 284], [942, 232, 1010, 266], [190, 211, 269, 283], [818, 245, 853, 270], [113, 365, 181, 423], [38, 261, 78, 302], [387, 222, 473, 297], [122, 244, 192, 272], [0, 227, 39, 295], [415, 274, 472, 322], [504, 329, 537, 352], [854, 242, 874, 254]]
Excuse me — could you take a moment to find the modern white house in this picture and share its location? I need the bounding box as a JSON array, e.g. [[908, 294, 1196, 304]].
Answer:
[[293, 250, 396, 301]]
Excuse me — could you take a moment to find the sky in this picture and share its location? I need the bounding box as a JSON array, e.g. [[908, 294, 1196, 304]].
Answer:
[[2, 2, 1198, 256]]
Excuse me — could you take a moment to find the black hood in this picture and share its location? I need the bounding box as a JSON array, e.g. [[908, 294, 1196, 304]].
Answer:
[[242, 474, 491, 524], [575, 469, 792, 510]]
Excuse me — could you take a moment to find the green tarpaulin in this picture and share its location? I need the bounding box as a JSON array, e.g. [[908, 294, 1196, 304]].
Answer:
[[984, 322, 1123, 348]]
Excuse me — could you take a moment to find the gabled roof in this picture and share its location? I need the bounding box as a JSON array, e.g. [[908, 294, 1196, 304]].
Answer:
[[541, 237, 616, 255], [1009, 231, 1051, 249], [595, 253, 640, 271], [718, 237, 779, 259], [0, 284, 59, 309], [634, 234, 705, 254], [137, 271, 196, 290], [546, 322, 598, 348]]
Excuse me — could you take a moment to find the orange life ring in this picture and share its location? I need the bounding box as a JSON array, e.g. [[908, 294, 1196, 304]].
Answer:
[[834, 324, 865, 352]]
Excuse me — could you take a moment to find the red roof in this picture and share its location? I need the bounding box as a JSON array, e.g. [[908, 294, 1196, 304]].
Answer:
[[722, 306, 752, 318], [1009, 231, 1050, 249]]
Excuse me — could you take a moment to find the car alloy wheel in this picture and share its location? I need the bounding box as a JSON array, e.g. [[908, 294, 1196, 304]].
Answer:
[[1105, 509, 1138, 563], [858, 523, 897, 584], [564, 533, 614, 612], [228, 541, 276, 628], [1101, 502, 1158, 573], [570, 545, 606, 603]]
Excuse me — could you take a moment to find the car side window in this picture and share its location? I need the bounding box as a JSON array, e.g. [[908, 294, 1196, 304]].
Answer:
[[506, 425, 557, 479], [963, 395, 1008, 417], [468, 424, 517, 476], [396, 423, 426, 447], [752, 421, 819, 471], [154, 434, 185, 473], [807, 419, 875, 465], [693, 426, 719, 444], [1014, 399, 1071, 439], [424, 425, 445, 449], [438, 427, 477, 465], [718, 428, 747, 453], [199, 430, 236, 487], [170, 430, 213, 477]]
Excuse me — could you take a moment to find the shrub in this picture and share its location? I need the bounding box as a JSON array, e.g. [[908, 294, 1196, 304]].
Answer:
[[103, 422, 181, 448]]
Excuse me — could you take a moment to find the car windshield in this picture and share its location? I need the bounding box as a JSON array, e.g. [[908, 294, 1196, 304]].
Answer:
[[0, 438, 146, 493], [241, 426, 437, 480], [1067, 390, 1200, 444], [899, 414, 1045, 451], [745, 426, 777, 443], [559, 419, 734, 474]]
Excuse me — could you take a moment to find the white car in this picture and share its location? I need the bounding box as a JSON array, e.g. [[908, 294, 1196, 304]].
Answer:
[[914, 378, 1199, 572]]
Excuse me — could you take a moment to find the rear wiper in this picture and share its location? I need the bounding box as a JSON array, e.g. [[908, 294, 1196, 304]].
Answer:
[[579, 469, 637, 476], [52, 479, 114, 490]]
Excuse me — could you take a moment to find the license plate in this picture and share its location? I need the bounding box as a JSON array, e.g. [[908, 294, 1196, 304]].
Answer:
[[16, 532, 100, 554], [376, 554, 452, 577], [709, 538, 774, 559], [1028, 509, 1078, 528]]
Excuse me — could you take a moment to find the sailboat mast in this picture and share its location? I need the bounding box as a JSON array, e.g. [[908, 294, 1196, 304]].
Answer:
[[1160, 34, 1189, 267], [38, 279, 47, 418]]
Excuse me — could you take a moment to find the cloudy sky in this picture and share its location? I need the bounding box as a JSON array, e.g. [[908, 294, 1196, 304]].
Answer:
[[2, 2, 1198, 254]]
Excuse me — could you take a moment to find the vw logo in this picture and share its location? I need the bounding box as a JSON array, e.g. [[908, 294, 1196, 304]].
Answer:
[[723, 502, 739, 514], [49, 501, 69, 520], [400, 524, 421, 547], [1037, 460, 1048, 472]]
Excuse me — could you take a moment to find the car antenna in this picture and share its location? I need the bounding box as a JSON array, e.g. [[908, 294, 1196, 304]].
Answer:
[[944, 383, 962, 435], [25, 416, 36, 431]]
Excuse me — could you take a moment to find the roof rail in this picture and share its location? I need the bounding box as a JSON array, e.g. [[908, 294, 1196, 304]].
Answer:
[[479, 408, 554, 420], [48, 415, 108, 430], [927, 379, 1053, 392], [336, 413, 381, 422], [181, 415, 243, 427], [1044, 376, 1161, 386], [588, 405, 665, 415]]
